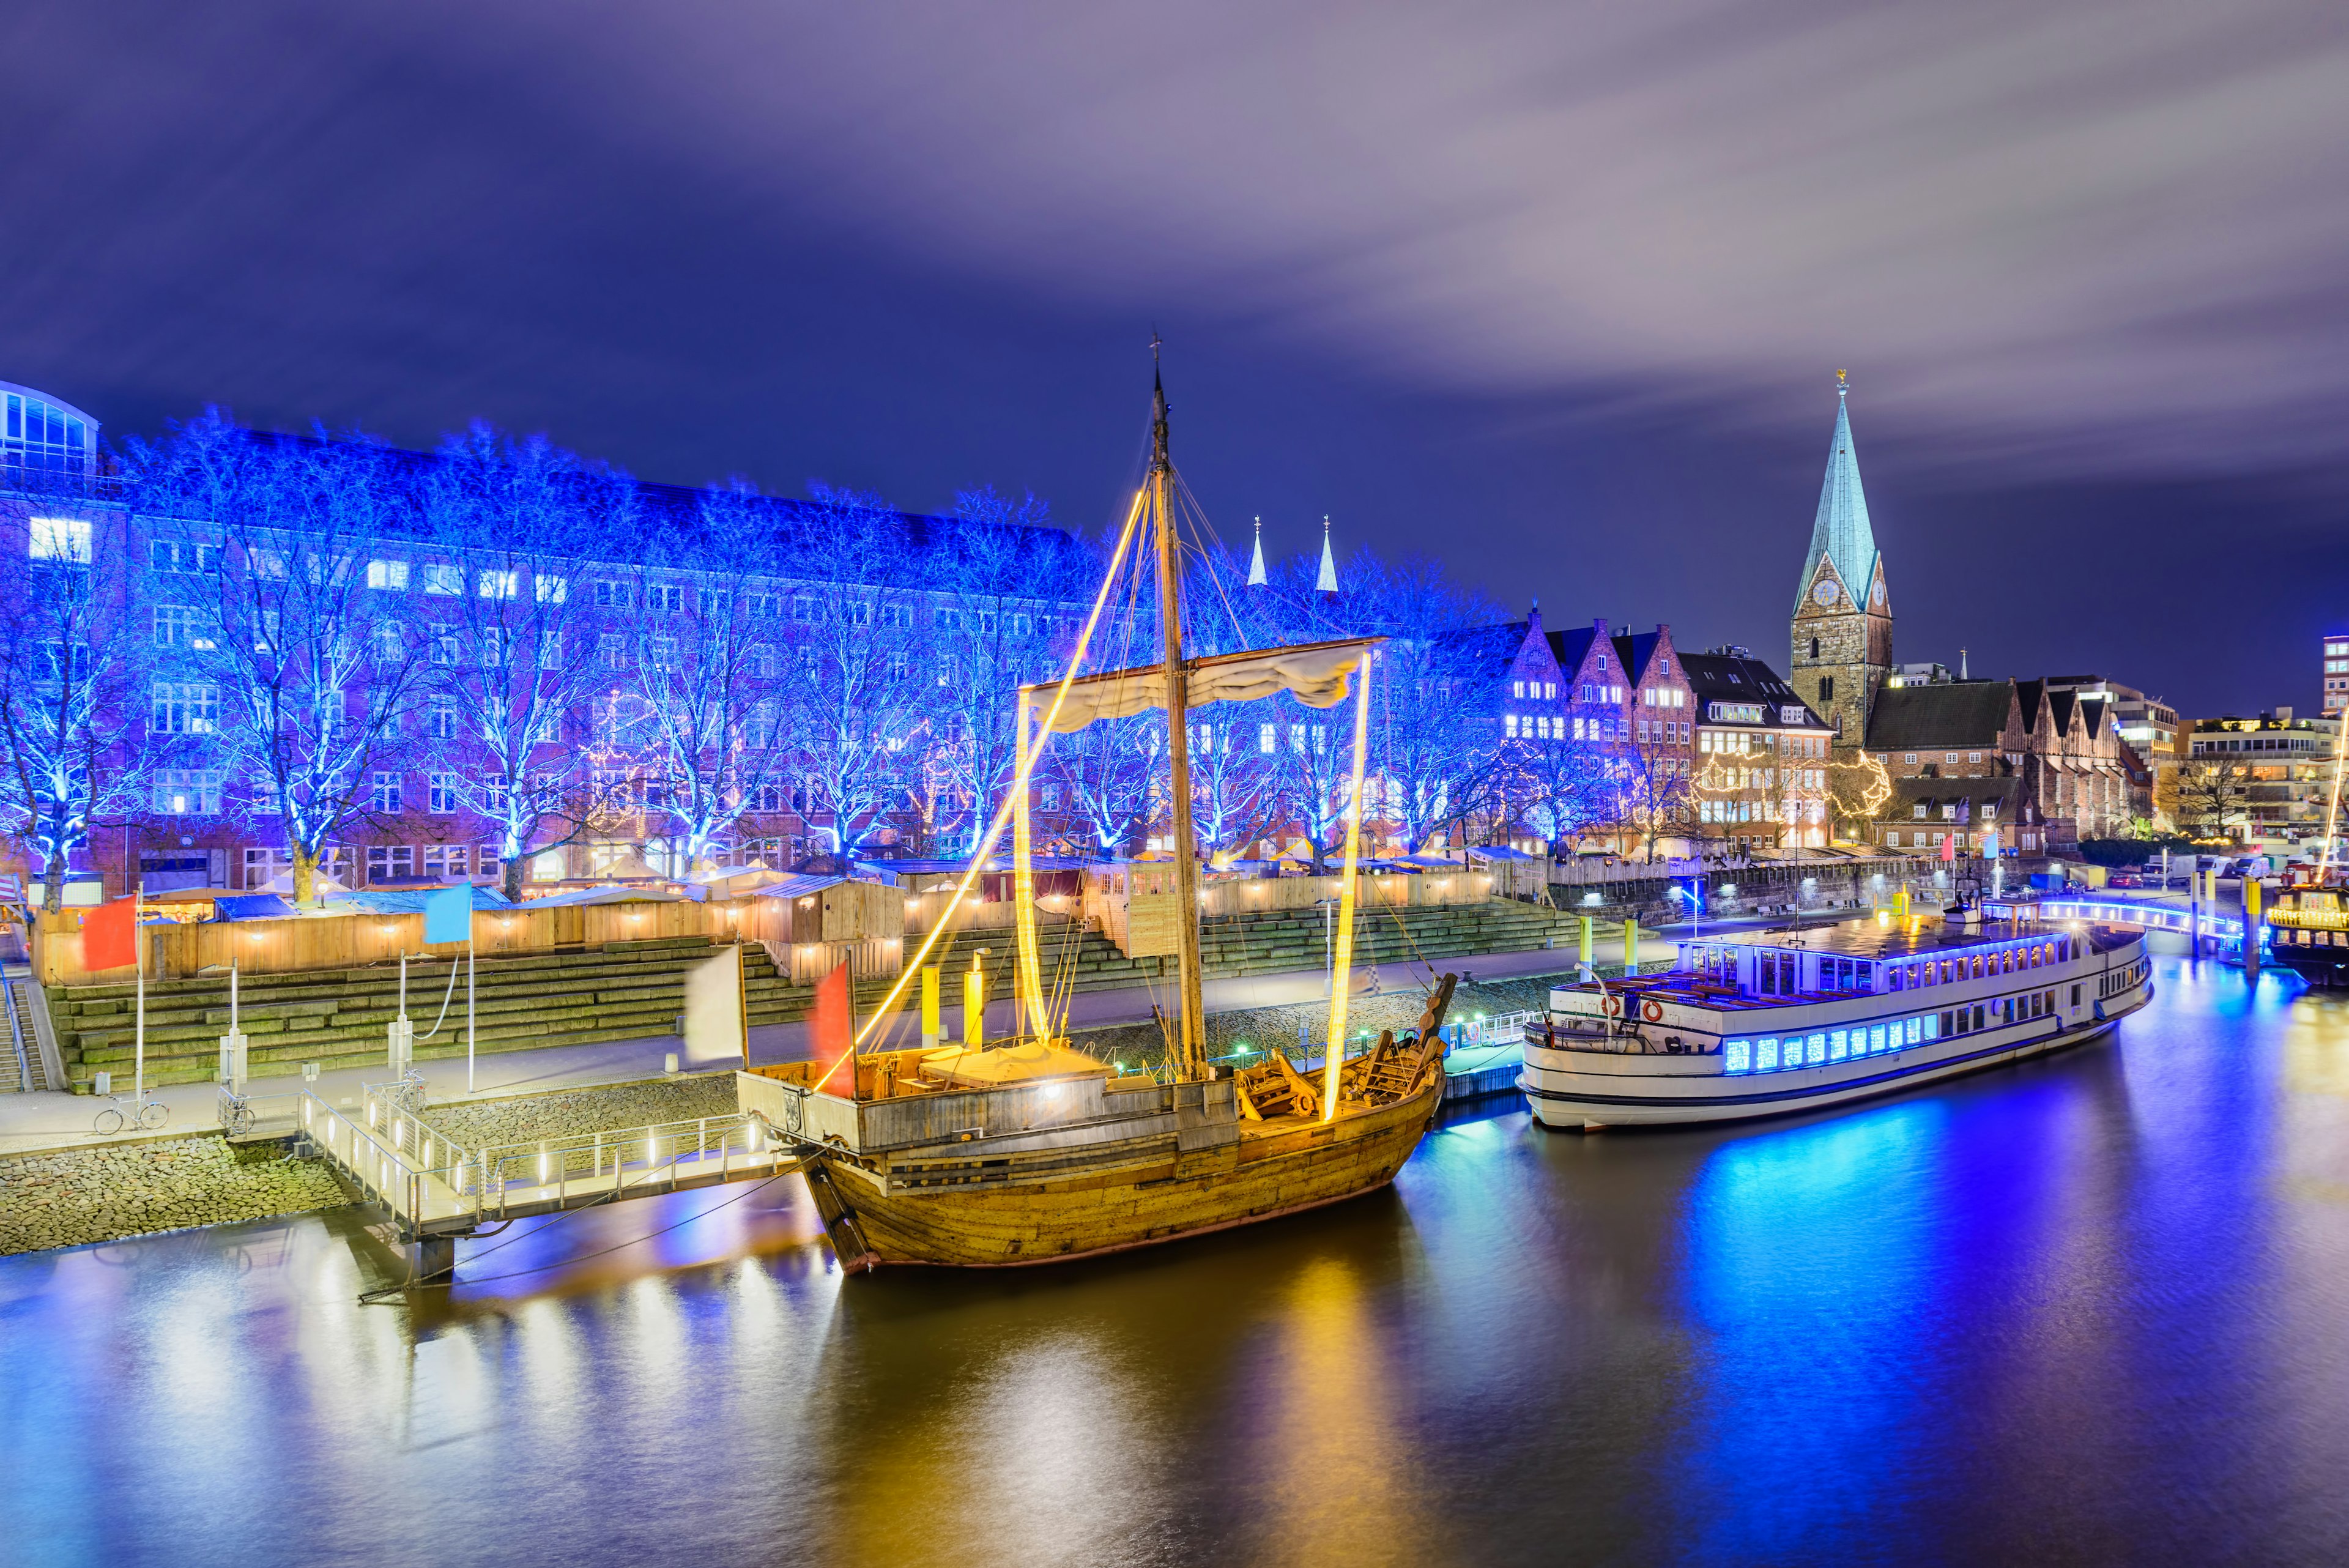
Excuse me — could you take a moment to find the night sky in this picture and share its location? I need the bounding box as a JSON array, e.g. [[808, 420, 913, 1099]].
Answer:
[[6, 2, 2346, 719]]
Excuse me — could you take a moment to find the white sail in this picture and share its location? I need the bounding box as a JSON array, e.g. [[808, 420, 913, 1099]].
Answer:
[[1030, 637, 1376, 734]]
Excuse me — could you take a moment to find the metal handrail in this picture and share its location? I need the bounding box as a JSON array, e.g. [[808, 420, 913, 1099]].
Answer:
[[1, 975, 30, 1093]]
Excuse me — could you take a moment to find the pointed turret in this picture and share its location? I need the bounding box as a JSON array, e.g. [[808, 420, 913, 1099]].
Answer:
[[1794, 371, 1879, 614], [1247, 517, 1267, 586], [1315, 516, 1339, 593]]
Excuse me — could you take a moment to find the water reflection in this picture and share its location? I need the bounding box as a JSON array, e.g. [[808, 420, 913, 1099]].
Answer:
[[5, 956, 2348, 1567]]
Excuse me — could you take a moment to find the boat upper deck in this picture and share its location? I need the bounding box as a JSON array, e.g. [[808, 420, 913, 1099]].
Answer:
[[1558, 913, 2141, 1015]]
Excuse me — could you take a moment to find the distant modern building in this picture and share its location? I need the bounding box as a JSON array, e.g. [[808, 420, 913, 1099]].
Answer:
[[1, 379, 100, 481], [2180, 711, 2342, 852], [2323, 633, 2348, 718]]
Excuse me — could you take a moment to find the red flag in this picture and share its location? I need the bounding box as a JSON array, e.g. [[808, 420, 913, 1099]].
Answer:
[[809, 959, 854, 1080], [1940, 833, 1957, 863], [82, 897, 139, 972]]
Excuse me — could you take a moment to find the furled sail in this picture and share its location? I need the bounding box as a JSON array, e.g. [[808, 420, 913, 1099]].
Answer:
[[1028, 636, 1378, 734]]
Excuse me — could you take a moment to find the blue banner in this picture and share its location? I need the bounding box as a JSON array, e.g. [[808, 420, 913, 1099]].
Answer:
[[422, 885, 472, 945]]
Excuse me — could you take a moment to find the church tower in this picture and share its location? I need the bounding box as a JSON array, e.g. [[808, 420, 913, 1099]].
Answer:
[[1789, 372, 1891, 752]]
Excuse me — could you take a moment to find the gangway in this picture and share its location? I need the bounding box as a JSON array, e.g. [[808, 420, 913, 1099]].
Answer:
[[289, 1082, 796, 1283]]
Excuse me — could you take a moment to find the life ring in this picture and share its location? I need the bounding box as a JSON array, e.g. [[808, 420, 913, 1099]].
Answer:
[[1641, 998, 1666, 1024], [1601, 994, 1622, 1017]]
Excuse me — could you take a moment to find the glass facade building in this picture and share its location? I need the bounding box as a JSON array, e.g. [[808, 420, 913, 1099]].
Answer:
[[2, 379, 99, 478]]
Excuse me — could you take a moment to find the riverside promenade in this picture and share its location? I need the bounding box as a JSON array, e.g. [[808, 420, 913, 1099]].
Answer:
[[0, 935, 1614, 1159]]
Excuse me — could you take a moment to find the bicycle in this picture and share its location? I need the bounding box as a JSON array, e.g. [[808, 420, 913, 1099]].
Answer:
[[94, 1094, 169, 1135]]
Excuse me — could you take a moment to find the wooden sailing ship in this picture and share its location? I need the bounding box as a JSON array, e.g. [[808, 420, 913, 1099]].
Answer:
[[738, 362, 1457, 1268]]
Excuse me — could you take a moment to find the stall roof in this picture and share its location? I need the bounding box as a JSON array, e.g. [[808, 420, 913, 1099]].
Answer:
[[751, 874, 850, 901], [518, 885, 684, 908], [213, 894, 297, 922], [325, 886, 514, 916]]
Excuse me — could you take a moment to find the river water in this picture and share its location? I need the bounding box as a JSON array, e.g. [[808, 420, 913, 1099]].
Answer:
[[5, 953, 2347, 1567]]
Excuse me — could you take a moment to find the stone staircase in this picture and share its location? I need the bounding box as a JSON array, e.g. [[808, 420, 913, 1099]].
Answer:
[[48, 937, 807, 1091], [46, 901, 1600, 1090]]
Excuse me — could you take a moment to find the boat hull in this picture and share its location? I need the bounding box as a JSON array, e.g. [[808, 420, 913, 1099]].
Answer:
[[1523, 988, 2149, 1129], [803, 1080, 1442, 1269]]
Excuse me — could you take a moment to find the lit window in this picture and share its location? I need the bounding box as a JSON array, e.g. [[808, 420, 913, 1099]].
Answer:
[[533, 573, 566, 603], [149, 680, 219, 734], [1755, 1038, 1780, 1071], [478, 568, 519, 600], [28, 517, 91, 563], [1869, 1024, 1888, 1053], [371, 771, 403, 814], [1504, 714, 1520, 738], [421, 563, 462, 595], [1724, 1039, 1752, 1074], [428, 773, 461, 813], [367, 559, 409, 590]]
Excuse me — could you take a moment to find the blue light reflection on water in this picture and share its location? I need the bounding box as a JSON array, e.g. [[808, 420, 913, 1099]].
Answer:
[[4, 955, 2348, 1567]]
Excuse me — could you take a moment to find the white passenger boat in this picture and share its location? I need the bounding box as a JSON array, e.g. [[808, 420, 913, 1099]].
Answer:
[[1520, 905, 2152, 1129]]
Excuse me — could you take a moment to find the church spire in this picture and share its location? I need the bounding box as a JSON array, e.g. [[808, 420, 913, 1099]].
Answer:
[[1315, 516, 1339, 593], [1247, 516, 1266, 586], [1795, 370, 1879, 614]]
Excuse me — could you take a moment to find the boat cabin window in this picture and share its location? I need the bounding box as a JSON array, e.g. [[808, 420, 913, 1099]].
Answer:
[[1756, 951, 1797, 995]]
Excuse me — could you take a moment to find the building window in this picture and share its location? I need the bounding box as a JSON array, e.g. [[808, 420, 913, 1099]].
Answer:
[[421, 563, 463, 595], [429, 634, 459, 666], [1819, 676, 1833, 702], [28, 517, 92, 563], [152, 768, 225, 816], [367, 559, 409, 590], [648, 636, 677, 671], [151, 540, 221, 574], [367, 844, 416, 882], [795, 595, 823, 623], [645, 583, 685, 613], [478, 568, 519, 600], [426, 697, 458, 740], [151, 604, 211, 649], [371, 772, 403, 814], [535, 573, 568, 604], [423, 844, 470, 879], [149, 681, 220, 734], [592, 579, 626, 608], [599, 634, 627, 670], [428, 773, 461, 813], [1809, 637, 1820, 660]]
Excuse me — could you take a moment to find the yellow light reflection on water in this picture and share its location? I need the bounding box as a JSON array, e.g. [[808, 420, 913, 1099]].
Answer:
[[1242, 1256, 1433, 1567]]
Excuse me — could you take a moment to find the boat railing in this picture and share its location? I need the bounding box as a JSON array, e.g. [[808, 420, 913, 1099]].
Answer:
[[1524, 1013, 1720, 1057]]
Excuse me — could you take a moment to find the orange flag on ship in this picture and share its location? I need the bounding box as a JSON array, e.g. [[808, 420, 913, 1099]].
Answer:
[[81, 897, 139, 972], [810, 959, 855, 1080]]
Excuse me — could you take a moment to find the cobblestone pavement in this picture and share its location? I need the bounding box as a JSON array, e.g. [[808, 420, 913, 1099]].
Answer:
[[420, 1075, 741, 1151], [1, 1135, 350, 1257], [1069, 969, 1570, 1071]]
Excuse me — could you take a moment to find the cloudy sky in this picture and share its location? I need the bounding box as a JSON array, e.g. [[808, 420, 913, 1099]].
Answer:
[[6, 1, 2347, 715]]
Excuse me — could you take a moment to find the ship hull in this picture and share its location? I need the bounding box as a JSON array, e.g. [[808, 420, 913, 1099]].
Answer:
[[802, 1080, 1441, 1269]]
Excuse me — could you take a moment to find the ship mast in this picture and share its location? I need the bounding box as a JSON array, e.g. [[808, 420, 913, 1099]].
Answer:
[[1149, 347, 1208, 1076]]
